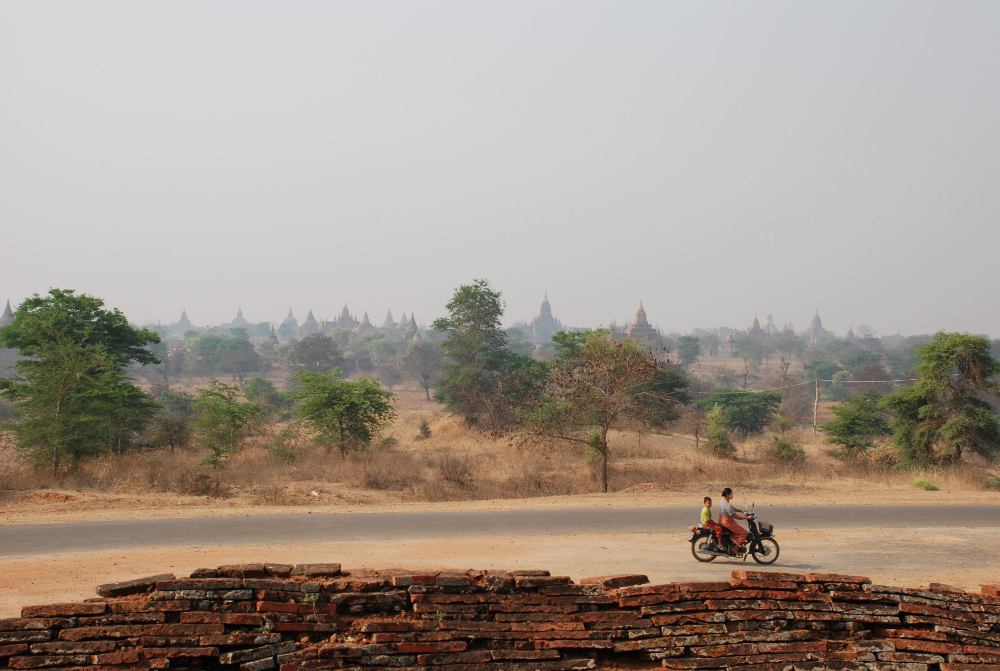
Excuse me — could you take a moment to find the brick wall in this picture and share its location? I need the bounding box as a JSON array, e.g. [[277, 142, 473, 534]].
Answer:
[[2, 564, 999, 670]]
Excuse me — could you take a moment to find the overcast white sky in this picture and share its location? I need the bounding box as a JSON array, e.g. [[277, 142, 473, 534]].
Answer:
[[1, 1, 998, 336]]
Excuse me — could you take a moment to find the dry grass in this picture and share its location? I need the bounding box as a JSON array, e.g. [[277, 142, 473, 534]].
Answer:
[[0, 388, 993, 508]]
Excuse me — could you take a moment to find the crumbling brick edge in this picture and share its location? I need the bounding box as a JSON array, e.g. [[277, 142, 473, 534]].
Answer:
[[2, 563, 1000, 670]]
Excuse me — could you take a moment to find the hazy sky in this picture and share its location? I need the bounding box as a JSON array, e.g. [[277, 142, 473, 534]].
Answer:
[[2, 1, 998, 336]]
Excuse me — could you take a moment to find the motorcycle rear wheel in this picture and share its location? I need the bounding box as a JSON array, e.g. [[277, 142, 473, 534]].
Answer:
[[691, 537, 717, 563], [751, 537, 780, 565]]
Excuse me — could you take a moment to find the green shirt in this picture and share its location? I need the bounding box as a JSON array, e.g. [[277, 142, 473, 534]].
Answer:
[[700, 506, 712, 524]]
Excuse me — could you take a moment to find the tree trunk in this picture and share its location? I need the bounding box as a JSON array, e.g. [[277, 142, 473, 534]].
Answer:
[[600, 427, 609, 493], [601, 449, 608, 493]]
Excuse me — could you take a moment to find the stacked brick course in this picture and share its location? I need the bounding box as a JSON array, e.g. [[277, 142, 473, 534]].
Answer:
[[2, 564, 999, 670]]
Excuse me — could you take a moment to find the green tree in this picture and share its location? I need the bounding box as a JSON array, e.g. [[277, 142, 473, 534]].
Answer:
[[676, 336, 701, 366], [704, 407, 735, 458], [0, 289, 159, 367], [523, 331, 685, 493], [0, 290, 160, 472], [880, 333, 999, 465], [433, 279, 543, 429], [292, 370, 396, 456], [820, 393, 890, 454], [243, 376, 293, 418], [699, 389, 781, 438], [288, 333, 345, 373], [190, 331, 263, 382], [403, 340, 444, 400], [193, 380, 262, 467]]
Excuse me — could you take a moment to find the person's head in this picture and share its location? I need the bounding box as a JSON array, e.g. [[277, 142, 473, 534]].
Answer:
[[722, 487, 733, 500], [703, 496, 712, 507]]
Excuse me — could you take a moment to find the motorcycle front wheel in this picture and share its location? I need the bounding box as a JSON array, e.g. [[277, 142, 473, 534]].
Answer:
[[691, 537, 717, 563], [751, 537, 780, 565]]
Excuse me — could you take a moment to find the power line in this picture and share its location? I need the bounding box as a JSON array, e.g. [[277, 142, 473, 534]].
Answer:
[[691, 377, 919, 396]]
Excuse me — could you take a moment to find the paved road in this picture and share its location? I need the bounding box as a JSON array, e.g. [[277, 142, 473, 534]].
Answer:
[[3, 505, 998, 558]]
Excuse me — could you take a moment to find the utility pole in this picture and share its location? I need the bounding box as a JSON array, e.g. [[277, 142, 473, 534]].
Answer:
[[813, 377, 821, 435]]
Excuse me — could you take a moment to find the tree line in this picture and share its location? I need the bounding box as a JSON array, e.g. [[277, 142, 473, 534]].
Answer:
[[0, 285, 997, 491]]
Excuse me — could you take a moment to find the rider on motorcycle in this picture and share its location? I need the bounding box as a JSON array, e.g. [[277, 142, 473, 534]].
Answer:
[[719, 487, 749, 551]]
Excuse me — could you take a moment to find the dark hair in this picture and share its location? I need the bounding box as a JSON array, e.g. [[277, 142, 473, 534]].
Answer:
[[703, 496, 712, 503], [721, 487, 733, 497]]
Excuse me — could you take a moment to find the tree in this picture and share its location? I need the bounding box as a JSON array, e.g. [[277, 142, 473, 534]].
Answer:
[[699, 389, 781, 438], [190, 331, 263, 382], [288, 333, 345, 373], [292, 370, 396, 456], [243, 376, 293, 418], [433, 279, 542, 429], [0, 289, 159, 367], [193, 380, 262, 467], [217, 336, 264, 384], [820, 393, 890, 455], [676, 336, 701, 366], [403, 340, 444, 400], [146, 389, 194, 452], [880, 333, 999, 465], [523, 331, 686, 493], [0, 290, 159, 473], [704, 407, 735, 458]]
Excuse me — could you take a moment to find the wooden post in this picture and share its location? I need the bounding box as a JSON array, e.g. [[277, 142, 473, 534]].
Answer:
[[813, 377, 820, 435]]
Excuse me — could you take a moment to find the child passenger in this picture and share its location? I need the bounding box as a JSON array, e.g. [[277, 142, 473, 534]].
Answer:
[[700, 496, 723, 542]]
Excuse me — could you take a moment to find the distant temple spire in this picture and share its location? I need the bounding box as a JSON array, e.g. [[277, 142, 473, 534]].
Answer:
[[624, 301, 663, 348], [404, 314, 420, 341], [529, 292, 562, 344], [382, 308, 396, 329], [0, 300, 13, 327], [358, 311, 374, 333], [300, 309, 320, 336], [176, 308, 192, 330]]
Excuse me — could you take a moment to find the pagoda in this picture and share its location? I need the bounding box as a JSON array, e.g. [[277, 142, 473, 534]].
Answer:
[[529, 293, 562, 344], [336, 304, 357, 330], [175, 309, 192, 331], [623, 302, 663, 349], [300, 309, 321, 337], [403, 314, 420, 342], [357, 311, 374, 334], [279, 307, 299, 340]]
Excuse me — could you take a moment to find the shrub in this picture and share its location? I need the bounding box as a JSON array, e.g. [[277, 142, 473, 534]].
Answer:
[[857, 440, 900, 469], [769, 415, 795, 434], [263, 426, 299, 462], [985, 476, 1000, 491], [437, 454, 473, 486], [913, 479, 939, 491], [417, 418, 432, 441], [820, 393, 890, 454], [704, 407, 735, 459], [770, 435, 805, 464], [376, 436, 399, 449]]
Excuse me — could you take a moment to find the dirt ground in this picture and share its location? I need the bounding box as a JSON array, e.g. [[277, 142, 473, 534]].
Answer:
[[3, 524, 998, 619]]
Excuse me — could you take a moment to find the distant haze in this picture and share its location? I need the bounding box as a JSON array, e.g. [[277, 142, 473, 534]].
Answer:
[[2, 1, 998, 336]]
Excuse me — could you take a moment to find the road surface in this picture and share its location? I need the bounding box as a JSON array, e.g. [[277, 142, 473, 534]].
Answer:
[[3, 504, 998, 558]]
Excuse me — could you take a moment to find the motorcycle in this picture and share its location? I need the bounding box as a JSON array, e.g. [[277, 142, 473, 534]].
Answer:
[[689, 506, 779, 565]]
